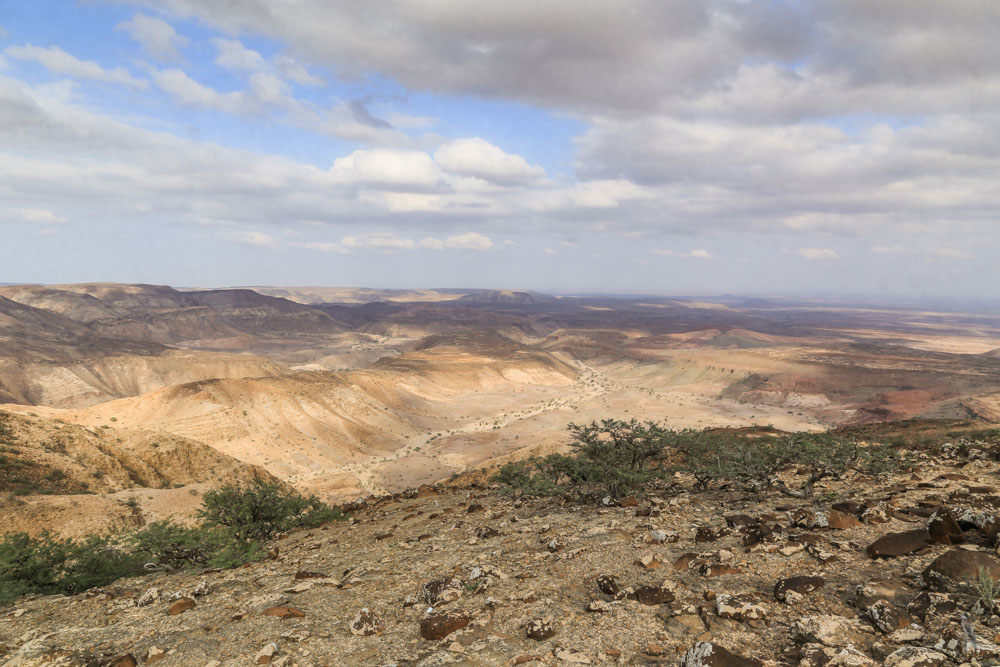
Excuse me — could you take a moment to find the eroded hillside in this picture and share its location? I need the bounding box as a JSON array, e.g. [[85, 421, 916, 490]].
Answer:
[[0, 410, 276, 538], [4, 284, 1000, 503]]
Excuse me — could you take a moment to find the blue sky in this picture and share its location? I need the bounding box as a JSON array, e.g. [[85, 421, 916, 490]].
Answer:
[[1, 1, 998, 298]]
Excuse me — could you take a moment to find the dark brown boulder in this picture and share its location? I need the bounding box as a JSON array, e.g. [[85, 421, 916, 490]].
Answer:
[[866, 528, 930, 558], [695, 526, 718, 542], [826, 509, 862, 530], [906, 591, 957, 621], [167, 597, 196, 615], [596, 573, 621, 597], [832, 500, 863, 515], [632, 586, 676, 606], [774, 575, 825, 601], [724, 514, 758, 528], [525, 618, 556, 640], [421, 577, 460, 605], [867, 599, 913, 633], [674, 553, 706, 570], [741, 523, 783, 547], [927, 508, 964, 545], [922, 549, 1000, 588], [420, 610, 470, 640]]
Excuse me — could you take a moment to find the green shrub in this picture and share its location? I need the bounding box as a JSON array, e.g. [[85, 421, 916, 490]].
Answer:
[[130, 520, 261, 570], [491, 419, 671, 500], [679, 431, 904, 496], [198, 480, 344, 541], [0, 532, 143, 605]]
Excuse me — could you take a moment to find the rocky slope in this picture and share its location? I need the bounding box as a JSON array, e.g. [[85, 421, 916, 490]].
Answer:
[[5, 435, 1000, 665]]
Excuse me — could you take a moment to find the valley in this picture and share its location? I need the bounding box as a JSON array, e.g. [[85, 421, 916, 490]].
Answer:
[[4, 283, 1000, 536]]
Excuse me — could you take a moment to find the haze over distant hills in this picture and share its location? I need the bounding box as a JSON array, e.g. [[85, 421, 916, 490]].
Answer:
[[4, 282, 1000, 536]]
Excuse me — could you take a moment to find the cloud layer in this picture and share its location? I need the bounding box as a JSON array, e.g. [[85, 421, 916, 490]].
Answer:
[[1, 2, 999, 295]]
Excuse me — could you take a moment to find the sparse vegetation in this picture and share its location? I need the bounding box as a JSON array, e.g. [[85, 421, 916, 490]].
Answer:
[[0, 532, 144, 606], [0, 480, 347, 606], [977, 565, 998, 615], [492, 422, 905, 501], [492, 418, 671, 500], [679, 429, 903, 496], [198, 479, 345, 542]]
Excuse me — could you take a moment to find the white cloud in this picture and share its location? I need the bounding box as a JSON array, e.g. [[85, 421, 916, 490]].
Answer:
[[434, 137, 546, 186], [303, 232, 494, 253], [383, 111, 438, 128], [212, 38, 324, 88], [652, 248, 713, 259], [13, 208, 66, 224], [544, 248, 557, 255], [229, 231, 276, 246], [331, 149, 444, 191], [273, 55, 324, 86], [798, 248, 839, 260], [142, 0, 1000, 122], [212, 38, 267, 71], [4, 44, 147, 89], [438, 232, 493, 250], [116, 14, 189, 61], [153, 68, 247, 113]]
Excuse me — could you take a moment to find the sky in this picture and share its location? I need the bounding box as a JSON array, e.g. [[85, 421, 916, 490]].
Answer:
[[1, 1, 999, 299]]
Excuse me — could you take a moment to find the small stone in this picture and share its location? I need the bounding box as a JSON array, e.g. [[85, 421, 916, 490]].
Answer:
[[587, 600, 612, 612], [167, 597, 195, 615], [294, 570, 328, 579], [255, 643, 278, 665], [144, 647, 168, 665], [137, 587, 160, 607], [350, 608, 384, 636], [636, 553, 661, 569], [699, 563, 740, 577], [774, 575, 825, 602], [260, 605, 306, 619], [715, 593, 766, 621], [682, 641, 763, 666]]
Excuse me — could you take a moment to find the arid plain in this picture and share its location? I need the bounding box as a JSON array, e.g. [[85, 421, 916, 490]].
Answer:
[[4, 283, 1000, 536]]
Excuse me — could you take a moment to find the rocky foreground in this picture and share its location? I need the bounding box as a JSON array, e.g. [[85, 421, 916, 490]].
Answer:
[[4, 441, 1000, 665]]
